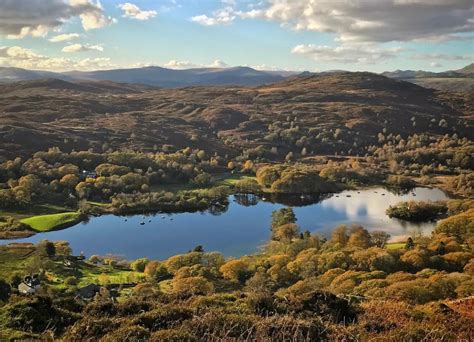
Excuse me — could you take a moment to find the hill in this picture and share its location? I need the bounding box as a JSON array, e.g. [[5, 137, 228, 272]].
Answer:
[[0, 72, 472, 161], [382, 63, 474, 92], [456, 63, 474, 74], [0, 66, 284, 88]]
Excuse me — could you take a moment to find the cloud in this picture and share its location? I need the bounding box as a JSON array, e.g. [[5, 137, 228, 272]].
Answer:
[[62, 43, 103, 53], [164, 60, 200, 69], [193, 0, 474, 43], [410, 53, 471, 61], [430, 62, 443, 68], [0, 45, 73, 70], [76, 57, 114, 69], [0, 0, 115, 39], [0, 45, 114, 71], [0, 46, 45, 60], [71, 0, 116, 31], [191, 7, 236, 26], [209, 59, 229, 68], [49, 33, 81, 43], [292, 44, 402, 64], [163, 59, 230, 69], [118, 3, 157, 21]]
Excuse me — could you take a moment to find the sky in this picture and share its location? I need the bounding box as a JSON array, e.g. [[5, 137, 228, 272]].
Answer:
[[0, 0, 473, 73]]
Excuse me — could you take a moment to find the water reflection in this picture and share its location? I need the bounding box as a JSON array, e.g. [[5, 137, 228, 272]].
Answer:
[[234, 194, 259, 207], [1, 187, 450, 260], [263, 192, 334, 206]]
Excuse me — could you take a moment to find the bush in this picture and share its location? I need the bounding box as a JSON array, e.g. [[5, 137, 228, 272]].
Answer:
[[133, 305, 193, 331], [64, 276, 78, 286], [131, 258, 149, 272], [100, 324, 150, 342], [150, 329, 197, 342]]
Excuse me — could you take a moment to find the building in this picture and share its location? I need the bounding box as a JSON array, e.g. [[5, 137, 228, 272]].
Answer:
[[18, 274, 41, 295]]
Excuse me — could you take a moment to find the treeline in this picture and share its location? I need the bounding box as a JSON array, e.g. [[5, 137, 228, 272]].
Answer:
[[0, 148, 241, 209]]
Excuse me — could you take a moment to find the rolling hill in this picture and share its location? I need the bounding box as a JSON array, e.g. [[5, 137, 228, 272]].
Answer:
[[381, 63, 474, 92], [0, 72, 472, 162], [0, 66, 285, 88]]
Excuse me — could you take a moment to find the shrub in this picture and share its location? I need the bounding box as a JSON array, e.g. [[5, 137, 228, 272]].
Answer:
[[131, 258, 149, 272], [150, 329, 197, 342], [100, 324, 150, 342], [64, 276, 78, 286], [134, 305, 193, 331]]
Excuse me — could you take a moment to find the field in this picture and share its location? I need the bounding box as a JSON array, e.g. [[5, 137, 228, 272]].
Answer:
[[20, 212, 82, 232]]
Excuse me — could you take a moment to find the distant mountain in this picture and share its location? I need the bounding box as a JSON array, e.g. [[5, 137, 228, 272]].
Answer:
[[0, 66, 285, 88], [381, 63, 474, 92], [456, 63, 474, 74], [0, 67, 72, 82]]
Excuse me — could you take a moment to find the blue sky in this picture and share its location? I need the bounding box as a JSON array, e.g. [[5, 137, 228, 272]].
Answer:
[[0, 0, 472, 72]]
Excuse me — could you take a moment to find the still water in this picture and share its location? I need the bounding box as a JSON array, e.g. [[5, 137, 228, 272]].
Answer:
[[3, 187, 449, 260]]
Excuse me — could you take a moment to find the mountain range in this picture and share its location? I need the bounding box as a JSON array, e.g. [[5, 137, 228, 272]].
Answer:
[[0, 66, 289, 88], [0, 63, 472, 91]]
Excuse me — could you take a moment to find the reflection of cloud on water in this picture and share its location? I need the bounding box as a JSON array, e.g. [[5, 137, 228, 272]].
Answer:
[[320, 189, 393, 221], [317, 187, 448, 238]]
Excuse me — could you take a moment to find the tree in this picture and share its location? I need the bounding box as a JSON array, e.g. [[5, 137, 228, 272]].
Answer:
[[347, 226, 372, 249], [405, 237, 415, 250], [220, 259, 249, 283], [37, 240, 55, 257], [273, 223, 300, 242], [60, 174, 79, 189], [144, 261, 170, 281], [131, 258, 150, 272], [0, 278, 11, 302], [243, 160, 254, 171], [171, 276, 214, 297], [193, 245, 204, 253], [370, 231, 391, 248], [193, 173, 211, 186], [331, 225, 349, 247], [271, 208, 297, 229]]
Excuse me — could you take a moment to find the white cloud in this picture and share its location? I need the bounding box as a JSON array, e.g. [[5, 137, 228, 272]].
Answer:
[[0, 45, 73, 70], [0, 46, 45, 60], [163, 59, 230, 69], [0, 0, 115, 39], [49, 33, 81, 43], [209, 59, 229, 68], [62, 43, 103, 53], [192, 0, 474, 43], [292, 44, 402, 64], [76, 57, 114, 69], [70, 0, 116, 31], [430, 62, 443, 68], [191, 7, 236, 26], [410, 53, 471, 61], [0, 45, 115, 71], [164, 60, 199, 69], [118, 3, 157, 21]]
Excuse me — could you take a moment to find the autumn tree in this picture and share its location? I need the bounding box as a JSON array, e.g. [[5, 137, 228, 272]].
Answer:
[[370, 231, 391, 248], [220, 259, 250, 283]]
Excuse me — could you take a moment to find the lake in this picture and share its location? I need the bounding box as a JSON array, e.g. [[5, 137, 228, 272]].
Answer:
[[1, 187, 449, 260]]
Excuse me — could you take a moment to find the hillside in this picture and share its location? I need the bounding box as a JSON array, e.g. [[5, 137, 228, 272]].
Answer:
[[0, 66, 285, 88], [0, 72, 472, 161], [382, 63, 474, 92]]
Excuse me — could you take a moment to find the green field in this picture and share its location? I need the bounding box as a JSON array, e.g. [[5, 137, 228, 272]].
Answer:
[[20, 212, 83, 232], [386, 242, 405, 250]]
